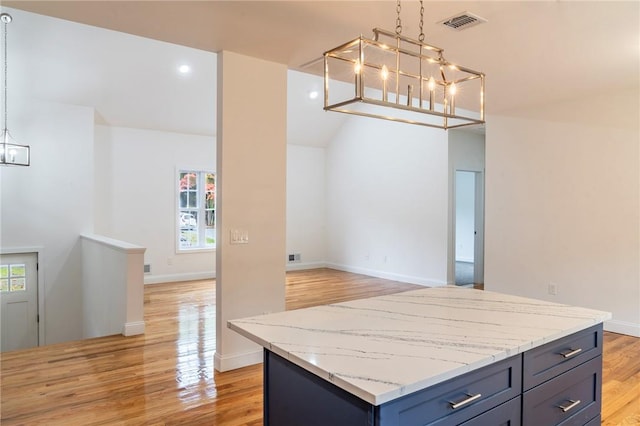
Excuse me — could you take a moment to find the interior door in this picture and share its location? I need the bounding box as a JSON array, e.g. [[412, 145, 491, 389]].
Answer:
[[1, 252, 38, 352]]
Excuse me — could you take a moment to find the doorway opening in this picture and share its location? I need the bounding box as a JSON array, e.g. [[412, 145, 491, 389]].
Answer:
[[454, 170, 484, 286]]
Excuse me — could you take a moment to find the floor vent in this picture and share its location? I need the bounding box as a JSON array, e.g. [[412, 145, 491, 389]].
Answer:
[[439, 12, 487, 31], [144, 264, 151, 274]]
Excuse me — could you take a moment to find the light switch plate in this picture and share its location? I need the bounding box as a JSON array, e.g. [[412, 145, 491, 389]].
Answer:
[[230, 229, 249, 244]]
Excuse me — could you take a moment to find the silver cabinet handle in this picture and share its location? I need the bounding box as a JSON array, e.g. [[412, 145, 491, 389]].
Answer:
[[450, 393, 482, 409], [561, 348, 583, 358], [558, 399, 581, 413]]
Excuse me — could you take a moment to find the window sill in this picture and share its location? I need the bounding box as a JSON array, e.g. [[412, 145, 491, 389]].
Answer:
[[177, 247, 216, 254]]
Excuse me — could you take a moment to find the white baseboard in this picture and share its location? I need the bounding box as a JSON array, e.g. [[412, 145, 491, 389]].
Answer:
[[144, 271, 215, 285], [122, 321, 145, 336], [325, 262, 446, 287], [214, 349, 263, 372], [604, 319, 640, 337], [286, 261, 327, 271]]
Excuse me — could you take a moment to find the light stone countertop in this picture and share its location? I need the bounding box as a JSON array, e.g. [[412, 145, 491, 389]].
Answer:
[[228, 286, 611, 405]]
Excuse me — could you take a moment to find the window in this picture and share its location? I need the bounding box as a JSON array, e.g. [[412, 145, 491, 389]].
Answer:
[[178, 171, 216, 250], [0, 263, 26, 292]]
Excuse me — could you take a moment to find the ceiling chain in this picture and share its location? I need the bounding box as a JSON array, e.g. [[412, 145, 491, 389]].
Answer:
[[395, 0, 402, 35], [395, 1, 426, 41], [2, 14, 8, 131], [419, 0, 425, 42]]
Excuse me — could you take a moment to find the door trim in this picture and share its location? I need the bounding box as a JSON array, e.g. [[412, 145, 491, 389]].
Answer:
[[1, 247, 45, 346], [473, 172, 485, 284], [453, 170, 485, 286]]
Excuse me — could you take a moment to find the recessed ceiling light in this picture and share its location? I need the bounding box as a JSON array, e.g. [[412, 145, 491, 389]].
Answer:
[[308, 90, 319, 100], [178, 64, 191, 74]]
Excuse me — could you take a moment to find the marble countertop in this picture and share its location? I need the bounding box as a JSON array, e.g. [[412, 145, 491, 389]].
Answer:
[[228, 286, 611, 405]]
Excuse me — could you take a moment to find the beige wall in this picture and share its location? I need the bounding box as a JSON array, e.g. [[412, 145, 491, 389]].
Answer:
[[485, 89, 640, 336], [214, 51, 287, 371]]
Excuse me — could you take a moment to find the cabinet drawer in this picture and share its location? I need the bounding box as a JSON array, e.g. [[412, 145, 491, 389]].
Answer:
[[376, 355, 522, 426], [523, 355, 602, 426], [584, 414, 600, 426], [523, 324, 602, 390], [460, 396, 521, 426]]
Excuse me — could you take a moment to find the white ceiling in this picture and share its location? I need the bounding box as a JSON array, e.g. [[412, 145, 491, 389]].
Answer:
[[3, 1, 639, 142]]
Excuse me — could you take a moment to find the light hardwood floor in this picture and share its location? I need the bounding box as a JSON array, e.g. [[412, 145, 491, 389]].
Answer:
[[1, 269, 638, 425]]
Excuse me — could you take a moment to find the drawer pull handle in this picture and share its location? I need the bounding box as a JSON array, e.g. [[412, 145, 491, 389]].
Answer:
[[557, 399, 581, 413], [450, 393, 482, 409], [561, 348, 583, 358]]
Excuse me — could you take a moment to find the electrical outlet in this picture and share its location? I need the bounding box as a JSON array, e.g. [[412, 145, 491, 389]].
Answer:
[[548, 283, 558, 295]]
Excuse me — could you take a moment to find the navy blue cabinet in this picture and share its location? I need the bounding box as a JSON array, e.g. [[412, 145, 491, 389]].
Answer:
[[376, 356, 521, 425], [263, 324, 603, 426], [522, 324, 603, 426], [523, 324, 603, 390]]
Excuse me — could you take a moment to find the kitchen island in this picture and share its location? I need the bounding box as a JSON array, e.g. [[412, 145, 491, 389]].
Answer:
[[229, 286, 611, 425]]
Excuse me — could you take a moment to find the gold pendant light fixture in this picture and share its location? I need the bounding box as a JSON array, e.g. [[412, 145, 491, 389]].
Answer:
[[323, 1, 485, 130], [1, 12, 30, 166]]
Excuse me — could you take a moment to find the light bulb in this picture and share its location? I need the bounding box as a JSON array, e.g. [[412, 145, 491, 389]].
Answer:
[[308, 90, 319, 100], [354, 60, 362, 98], [449, 83, 457, 115], [427, 77, 436, 111], [381, 65, 389, 102], [381, 65, 389, 81]]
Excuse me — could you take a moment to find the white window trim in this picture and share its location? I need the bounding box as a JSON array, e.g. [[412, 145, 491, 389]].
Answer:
[[175, 168, 216, 254]]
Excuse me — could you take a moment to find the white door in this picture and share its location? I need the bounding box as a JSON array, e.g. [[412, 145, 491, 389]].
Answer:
[[0, 253, 38, 352]]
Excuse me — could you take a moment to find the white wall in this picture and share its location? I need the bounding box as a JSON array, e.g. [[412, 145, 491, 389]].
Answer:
[[94, 125, 215, 284], [81, 234, 145, 338], [0, 99, 94, 344], [485, 89, 640, 337], [326, 116, 449, 286], [286, 144, 326, 269], [455, 171, 475, 262]]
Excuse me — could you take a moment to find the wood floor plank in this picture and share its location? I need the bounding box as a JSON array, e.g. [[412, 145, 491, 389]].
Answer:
[[1, 268, 638, 425], [602, 331, 640, 425]]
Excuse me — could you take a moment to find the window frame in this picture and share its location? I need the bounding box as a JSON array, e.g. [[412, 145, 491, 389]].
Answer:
[[0, 263, 27, 293], [176, 169, 216, 253]]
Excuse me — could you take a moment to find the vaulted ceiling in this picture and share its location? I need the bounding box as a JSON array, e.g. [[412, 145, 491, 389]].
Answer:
[[4, 1, 639, 141]]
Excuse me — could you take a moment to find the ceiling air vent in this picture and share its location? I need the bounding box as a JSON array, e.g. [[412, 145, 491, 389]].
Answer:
[[439, 12, 487, 31]]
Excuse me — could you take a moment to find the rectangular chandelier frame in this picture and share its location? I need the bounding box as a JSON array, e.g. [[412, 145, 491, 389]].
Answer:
[[1, 137, 30, 166], [324, 28, 485, 130]]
